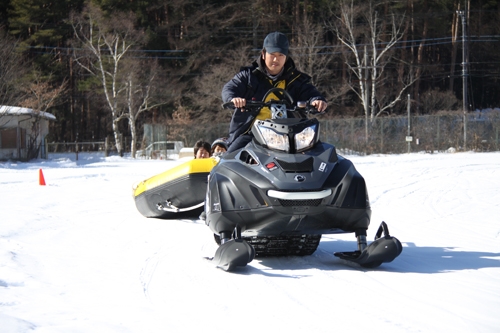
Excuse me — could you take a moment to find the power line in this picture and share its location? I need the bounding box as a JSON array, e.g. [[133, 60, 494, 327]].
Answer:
[[24, 34, 499, 59]]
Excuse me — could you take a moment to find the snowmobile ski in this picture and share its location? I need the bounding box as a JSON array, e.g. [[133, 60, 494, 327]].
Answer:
[[211, 238, 255, 271], [334, 222, 403, 268]]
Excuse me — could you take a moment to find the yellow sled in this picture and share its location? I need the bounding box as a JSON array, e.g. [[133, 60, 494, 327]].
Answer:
[[133, 158, 218, 219]]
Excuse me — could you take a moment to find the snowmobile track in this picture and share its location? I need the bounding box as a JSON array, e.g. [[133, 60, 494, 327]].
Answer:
[[212, 234, 322, 257]]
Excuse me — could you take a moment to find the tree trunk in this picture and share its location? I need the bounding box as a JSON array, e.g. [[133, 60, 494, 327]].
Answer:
[[129, 117, 137, 158], [112, 119, 123, 156]]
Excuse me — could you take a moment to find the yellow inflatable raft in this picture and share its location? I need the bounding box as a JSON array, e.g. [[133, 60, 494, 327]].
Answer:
[[133, 158, 218, 219]]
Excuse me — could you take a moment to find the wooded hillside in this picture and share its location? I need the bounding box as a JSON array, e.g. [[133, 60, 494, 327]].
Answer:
[[1, 0, 498, 153]]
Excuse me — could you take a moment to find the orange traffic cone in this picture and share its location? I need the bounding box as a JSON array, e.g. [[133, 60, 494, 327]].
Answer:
[[39, 168, 46, 186]]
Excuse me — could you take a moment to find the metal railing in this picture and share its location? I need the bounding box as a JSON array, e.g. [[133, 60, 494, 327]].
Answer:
[[44, 111, 500, 158], [166, 111, 500, 154], [136, 141, 184, 159]]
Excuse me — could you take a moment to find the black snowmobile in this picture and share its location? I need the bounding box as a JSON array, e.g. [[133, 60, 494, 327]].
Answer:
[[204, 88, 402, 271]]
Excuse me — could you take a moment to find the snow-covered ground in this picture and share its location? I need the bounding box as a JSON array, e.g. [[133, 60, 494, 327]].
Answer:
[[1, 151, 499, 333]]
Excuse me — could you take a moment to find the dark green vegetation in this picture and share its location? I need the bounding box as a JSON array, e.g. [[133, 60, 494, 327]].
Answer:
[[1, 0, 498, 151]]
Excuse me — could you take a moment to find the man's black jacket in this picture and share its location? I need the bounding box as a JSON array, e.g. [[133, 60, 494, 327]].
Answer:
[[222, 56, 326, 145]]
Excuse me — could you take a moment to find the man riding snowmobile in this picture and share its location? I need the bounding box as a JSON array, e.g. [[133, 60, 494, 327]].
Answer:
[[222, 31, 327, 153], [201, 32, 403, 271]]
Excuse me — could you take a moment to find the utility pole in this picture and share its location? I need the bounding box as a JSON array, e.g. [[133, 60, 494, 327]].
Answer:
[[364, 46, 369, 144], [407, 94, 411, 153], [457, 9, 468, 150]]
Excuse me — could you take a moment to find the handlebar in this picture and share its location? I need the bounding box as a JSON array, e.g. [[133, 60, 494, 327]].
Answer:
[[222, 99, 325, 115]]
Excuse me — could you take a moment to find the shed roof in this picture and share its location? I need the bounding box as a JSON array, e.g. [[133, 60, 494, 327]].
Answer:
[[0, 105, 57, 121]]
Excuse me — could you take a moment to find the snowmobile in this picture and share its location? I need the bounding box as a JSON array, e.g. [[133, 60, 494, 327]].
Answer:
[[204, 88, 403, 271]]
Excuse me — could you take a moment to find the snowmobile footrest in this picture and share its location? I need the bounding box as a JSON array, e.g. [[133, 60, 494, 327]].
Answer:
[[212, 239, 255, 271], [334, 222, 403, 268]]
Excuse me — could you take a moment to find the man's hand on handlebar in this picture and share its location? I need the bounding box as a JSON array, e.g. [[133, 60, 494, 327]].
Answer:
[[231, 97, 246, 110], [311, 100, 327, 113]]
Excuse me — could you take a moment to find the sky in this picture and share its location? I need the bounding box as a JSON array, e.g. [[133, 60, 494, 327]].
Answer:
[[1, 151, 499, 333]]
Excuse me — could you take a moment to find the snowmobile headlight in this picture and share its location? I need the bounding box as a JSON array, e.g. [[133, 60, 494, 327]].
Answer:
[[258, 126, 290, 152], [294, 124, 317, 152]]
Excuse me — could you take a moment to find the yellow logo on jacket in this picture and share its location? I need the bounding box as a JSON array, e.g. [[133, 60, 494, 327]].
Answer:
[[255, 80, 286, 121]]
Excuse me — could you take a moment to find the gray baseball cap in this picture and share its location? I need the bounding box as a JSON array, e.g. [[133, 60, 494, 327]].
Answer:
[[263, 32, 289, 56]]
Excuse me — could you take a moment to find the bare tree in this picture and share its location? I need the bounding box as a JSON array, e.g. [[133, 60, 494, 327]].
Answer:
[[420, 89, 460, 113], [70, 3, 147, 156], [1, 27, 67, 160], [124, 60, 168, 158], [294, 17, 350, 106], [0, 28, 29, 112], [295, 18, 329, 85], [18, 72, 68, 160], [328, 0, 417, 141], [187, 47, 253, 124], [19, 72, 68, 113]]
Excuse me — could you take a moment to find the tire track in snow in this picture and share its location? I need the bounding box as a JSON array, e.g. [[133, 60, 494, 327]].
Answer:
[[139, 248, 162, 303], [249, 245, 418, 331]]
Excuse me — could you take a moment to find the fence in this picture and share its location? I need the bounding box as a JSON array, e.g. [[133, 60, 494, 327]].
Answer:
[[46, 111, 500, 157], [47, 138, 184, 160], [136, 141, 184, 159], [164, 111, 500, 154]]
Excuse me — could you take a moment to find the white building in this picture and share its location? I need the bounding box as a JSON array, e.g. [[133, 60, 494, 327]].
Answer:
[[0, 105, 56, 160]]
